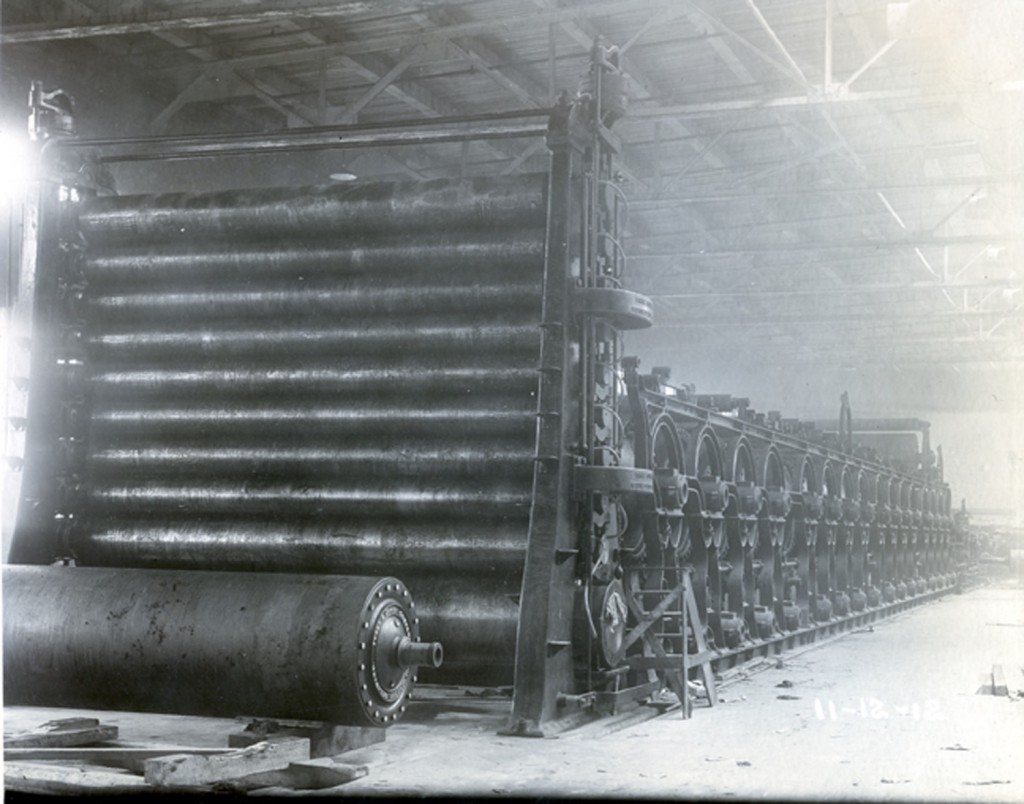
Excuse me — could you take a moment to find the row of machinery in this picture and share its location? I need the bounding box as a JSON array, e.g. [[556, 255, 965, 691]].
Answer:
[[3, 44, 966, 735]]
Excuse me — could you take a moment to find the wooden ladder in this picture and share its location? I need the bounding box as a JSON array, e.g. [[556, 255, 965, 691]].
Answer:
[[624, 569, 718, 718]]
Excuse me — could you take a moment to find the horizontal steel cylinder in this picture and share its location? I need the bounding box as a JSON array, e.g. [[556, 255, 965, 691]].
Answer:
[[82, 234, 545, 288], [411, 580, 520, 686], [86, 323, 541, 362], [73, 520, 530, 576], [3, 565, 436, 725], [85, 281, 542, 324], [89, 403, 536, 439], [77, 176, 547, 244], [86, 480, 533, 521], [86, 442, 536, 481], [88, 366, 539, 401]]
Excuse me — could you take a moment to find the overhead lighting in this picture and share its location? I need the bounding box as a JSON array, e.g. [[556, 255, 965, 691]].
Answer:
[[329, 171, 358, 182]]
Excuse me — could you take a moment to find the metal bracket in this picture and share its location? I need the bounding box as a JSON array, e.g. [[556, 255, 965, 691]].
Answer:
[[574, 465, 654, 497]]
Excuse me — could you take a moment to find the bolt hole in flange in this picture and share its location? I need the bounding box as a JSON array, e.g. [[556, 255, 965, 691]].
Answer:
[[360, 579, 443, 725], [2, 568, 443, 728]]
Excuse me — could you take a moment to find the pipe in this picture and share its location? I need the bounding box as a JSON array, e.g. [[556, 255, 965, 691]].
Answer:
[[88, 367, 538, 400], [411, 580, 521, 686], [85, 281, 543, 323], [82, 234, 545, 287], [89, 121, 550, 163], [88, 403, 537, 439], [67, 109, 551, 149], [85, 480, 534, 521], [85, 323, 542, 361], [3, 565, 440, 725], [77, 177, 547, 244], [86, 441, 537, 481], [72, 520, 531, 576]]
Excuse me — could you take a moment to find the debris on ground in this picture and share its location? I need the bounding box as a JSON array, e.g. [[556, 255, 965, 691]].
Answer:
[[687, 680, 708, 699]]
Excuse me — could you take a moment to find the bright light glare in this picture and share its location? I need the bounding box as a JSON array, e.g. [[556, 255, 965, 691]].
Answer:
[[0, 130, 34, 199]]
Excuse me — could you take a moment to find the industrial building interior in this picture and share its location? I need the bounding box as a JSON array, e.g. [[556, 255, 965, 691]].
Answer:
[[1, 0, 1022, 799]]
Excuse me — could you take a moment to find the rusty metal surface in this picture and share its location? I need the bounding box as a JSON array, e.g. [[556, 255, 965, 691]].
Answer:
[[51, 176, 550, 685], [76, 520, 530, 576], [77, 176, 547, 242], [3, 565, 439, 725]]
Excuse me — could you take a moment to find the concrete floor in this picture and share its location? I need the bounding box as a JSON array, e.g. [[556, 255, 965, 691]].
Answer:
[[5, 567, 1022, 800]]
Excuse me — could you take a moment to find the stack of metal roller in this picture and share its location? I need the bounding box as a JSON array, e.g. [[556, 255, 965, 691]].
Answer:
[[71, 176, 551, 684]]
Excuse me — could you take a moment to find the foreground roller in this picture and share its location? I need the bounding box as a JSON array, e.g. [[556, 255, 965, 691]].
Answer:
[[3, 566, 442, 726]]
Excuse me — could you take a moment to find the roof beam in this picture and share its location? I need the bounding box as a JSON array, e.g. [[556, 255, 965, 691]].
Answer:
[[144, 0, 670, 76], [628, 233, 1015, 257], [419, 6, 549, 109], [648, 280, 1021, 300], [678, 1, 813, 92], [629, 83, 1024, 119], [334, 45, 423, 124], [150, 72, 208, 132], [629, 175, 1024, 203], [278, 18, 540, 172], [140, 25, 330, 130], [740, 0, 812, 88], [0, 1, 456, 44], [654, 310, 1024, 327]]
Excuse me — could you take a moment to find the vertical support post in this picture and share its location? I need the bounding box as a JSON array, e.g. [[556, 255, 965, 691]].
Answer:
[[6, 85, 81, 566], [505, 97, 587, 737], [681, 570, 691, 719], [506, 40, 633, 736]]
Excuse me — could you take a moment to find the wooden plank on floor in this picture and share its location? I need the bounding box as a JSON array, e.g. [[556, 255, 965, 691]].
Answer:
[[4, 745, 234, 772], [4, 761, 149, 795], [144, 736, 310, 787], [219, 758, 368, 792], [230, 719, 384, 757], [4, 717, 118, 748]]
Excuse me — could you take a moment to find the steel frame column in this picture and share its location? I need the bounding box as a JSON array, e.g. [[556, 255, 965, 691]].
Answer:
[[506, 97, 587, 737]]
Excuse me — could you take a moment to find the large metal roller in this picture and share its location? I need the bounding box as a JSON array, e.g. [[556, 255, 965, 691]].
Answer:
[[88, 403, 536, 439], [82, 233, 546, 288], [77, 176, 547, 243], [86, 281, 543, 323], [86, 440, 537, 480], [74, 520, 530, 575], [57, 175, 552, 685], [86, 480, 533, 520], [86, 322, 541, 362], [89, 367, 538, 400], [412, 580, 520, 685], [3, 565, 442, 726]]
